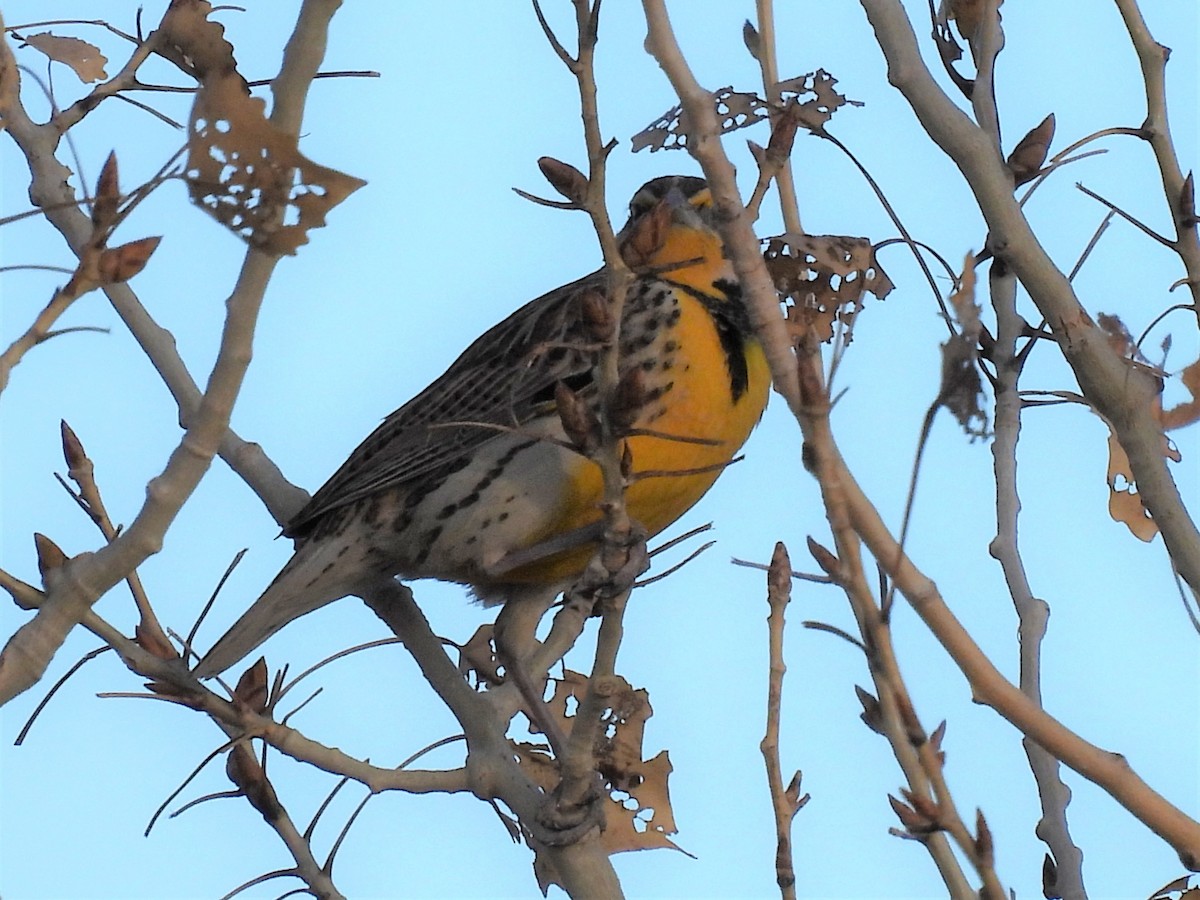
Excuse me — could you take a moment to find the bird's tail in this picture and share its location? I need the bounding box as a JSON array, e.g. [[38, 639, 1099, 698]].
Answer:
[[193, 536, 369, 678]]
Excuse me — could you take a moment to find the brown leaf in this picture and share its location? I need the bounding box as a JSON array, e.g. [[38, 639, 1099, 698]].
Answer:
[[232, 657, 269, 714], [774, 70, 863, 136], [96, 236, 161, 284], [157, 0, 239, 78], [940, 334, 988, 439], [1106, 430, 1159, 542], [764, 233, 893, 344], [1161, 356, 1200, 431], [632, 69, 860, 153], [1007, 114, 1055, 186], [949, 252, 981, 342], [456, 624, 502, 686], [946, 0, 1004, 40], [522, 672, 686, 857], [185, 72, 366, 255], [20, 33, 108, 83]]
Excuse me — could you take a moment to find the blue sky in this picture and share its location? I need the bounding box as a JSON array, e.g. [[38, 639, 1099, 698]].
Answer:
[[2, 2, 1198, 898]]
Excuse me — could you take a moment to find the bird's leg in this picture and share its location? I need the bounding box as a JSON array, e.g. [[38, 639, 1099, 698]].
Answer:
[[493, 590, 571, 756]]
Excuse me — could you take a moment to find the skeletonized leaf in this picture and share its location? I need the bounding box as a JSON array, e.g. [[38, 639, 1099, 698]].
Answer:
[[763, 233, 893, 344], [185, 72, 366, 255], [632, 69, 860, 153], [21, 32, 108, 83]]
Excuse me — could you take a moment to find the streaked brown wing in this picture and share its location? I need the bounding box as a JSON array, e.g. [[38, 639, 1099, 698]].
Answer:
[[284, 270, 606, 537]]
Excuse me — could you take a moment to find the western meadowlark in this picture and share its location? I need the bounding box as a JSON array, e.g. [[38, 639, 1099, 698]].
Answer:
[[195, 175, 770, 677]]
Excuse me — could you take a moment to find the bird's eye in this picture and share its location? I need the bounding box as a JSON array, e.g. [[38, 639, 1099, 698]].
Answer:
[[629, 190, 657, 217]]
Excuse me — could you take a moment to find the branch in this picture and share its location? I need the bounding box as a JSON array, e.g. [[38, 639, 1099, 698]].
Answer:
[[987, 258, 1086, 894], [641, 0, 800, 419], [1113, 0, 1200, 326], [859, 0, 1200, 615]]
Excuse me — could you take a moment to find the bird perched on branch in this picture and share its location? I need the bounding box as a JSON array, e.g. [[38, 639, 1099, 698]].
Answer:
[[195, 175, 770, 678]]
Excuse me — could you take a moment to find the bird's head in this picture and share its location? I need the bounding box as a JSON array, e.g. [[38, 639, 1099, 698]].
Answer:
[[617, 175, 734, 295]]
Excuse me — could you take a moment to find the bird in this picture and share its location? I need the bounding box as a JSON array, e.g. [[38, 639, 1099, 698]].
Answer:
[[195, 175, 771, 678]]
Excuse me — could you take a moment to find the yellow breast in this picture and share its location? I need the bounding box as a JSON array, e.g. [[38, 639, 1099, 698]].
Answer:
[[503, 254, 770, 583]]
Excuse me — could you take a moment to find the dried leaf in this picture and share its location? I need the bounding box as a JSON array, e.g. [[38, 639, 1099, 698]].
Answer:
[[940, 253, 988, 438], [456, 624, 501, 686], [1148, 875, 1197, 900], [1106, 429, 1160, 542], [632, 69, 860, 153], [1008, 113, 1055, 186], [945, 0, 1004, 40], [764, 233, 893, 344], [774, 70, 863, 136], [96, 236, 161, 284], [518, 671, 685, 857], [186, 72, 366, 254], [20, 32, 108, 83], [157, 0, 239, 78], [949, 252, 981, 343], [1162, 357, 1200, 430]]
